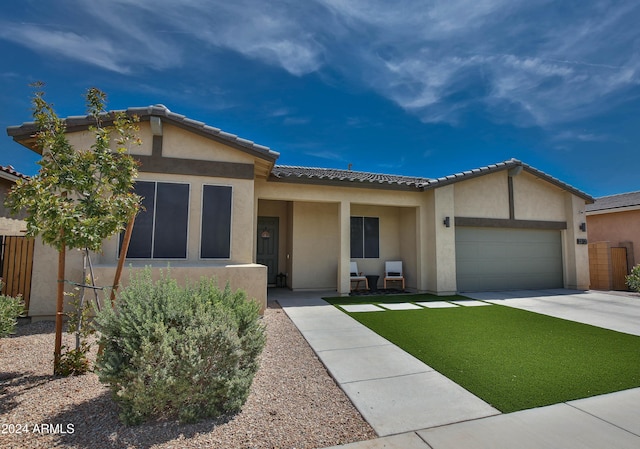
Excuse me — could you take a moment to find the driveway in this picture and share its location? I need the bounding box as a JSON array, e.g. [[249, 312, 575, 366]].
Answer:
[[465, 289, 640, 336]]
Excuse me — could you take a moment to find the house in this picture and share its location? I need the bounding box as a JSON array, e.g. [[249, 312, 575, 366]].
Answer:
[[0, 165, 34, 307], [7, 105, 593, 319], [586, 191, 640, 290], [0, 165, 28, 235]]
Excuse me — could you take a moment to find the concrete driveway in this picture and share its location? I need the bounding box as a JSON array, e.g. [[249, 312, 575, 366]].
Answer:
[[465, 289, 640, 336]]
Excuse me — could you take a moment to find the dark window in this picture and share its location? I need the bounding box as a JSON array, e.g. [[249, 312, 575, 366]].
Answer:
[[201, 185, 232, 259], [122, 181, 189, 259], [350, 216, 379, 258]]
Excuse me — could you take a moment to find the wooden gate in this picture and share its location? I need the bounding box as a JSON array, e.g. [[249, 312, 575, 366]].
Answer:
[[588, 242, 630, 291], [611, 247, 629, 291], [0, 236, 35, 312]]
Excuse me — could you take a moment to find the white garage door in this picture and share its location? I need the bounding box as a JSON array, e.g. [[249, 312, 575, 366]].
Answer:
[[455, 227, 563, 292]]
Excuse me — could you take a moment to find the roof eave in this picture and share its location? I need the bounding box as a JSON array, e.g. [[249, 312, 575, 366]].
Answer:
[[267, 173, 424, 191], [418, 159, 594, 203], [6, 106, 280, 163]]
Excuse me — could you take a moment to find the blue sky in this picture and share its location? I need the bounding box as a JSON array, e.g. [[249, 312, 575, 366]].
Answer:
[[1, 0, 639, 197]]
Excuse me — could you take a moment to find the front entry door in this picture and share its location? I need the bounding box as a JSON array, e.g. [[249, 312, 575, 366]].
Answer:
[[257, 217, 279, 285]]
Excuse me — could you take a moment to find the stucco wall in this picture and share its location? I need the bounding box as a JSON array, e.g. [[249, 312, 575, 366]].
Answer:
[[587, 209, 640, 267], [29, 242, 267, 318], [94, 263, 267, 313], [66, 124, 154, 156], [452, 171, 567, 222], [514, 172, 566, 221], [98, 172, 255, 265], [0, 178, 27, 235], [256, 179, 429, 292], [346, 204, 419, 290], [563, 193, 590, 289], [290, 201, 340, 290], [454, 172, 509, 218], [92, 122, 259, 266], [27, 119, 266, 318], [0, 217, 26, 236], [27, 240, 84, 319], [162, 124, 255, 164], [432, 185, 457, 294]]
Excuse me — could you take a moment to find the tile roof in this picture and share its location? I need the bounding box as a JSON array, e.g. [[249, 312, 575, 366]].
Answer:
[[7, 104, 280, 162], [0, 165, 29, 181], [417, 158, 594, 202], [586, 190, 640, 212], [271, 159, 594, 202], [270, 165, 431, 189]]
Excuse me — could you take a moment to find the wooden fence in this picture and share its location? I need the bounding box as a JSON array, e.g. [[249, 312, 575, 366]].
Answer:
[[588, 242, 629, 291], [0, 236, 35, 312]]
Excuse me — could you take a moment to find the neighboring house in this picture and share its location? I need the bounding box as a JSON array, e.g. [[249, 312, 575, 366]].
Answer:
[[7, 105, 593, 319], [0, 165, 34, 309], [0, 165, 28, 235], [586, 191, 640, 291]]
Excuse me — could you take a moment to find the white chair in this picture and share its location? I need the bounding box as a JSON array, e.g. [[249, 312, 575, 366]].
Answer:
[[350, 262, 369, 291], [384, 261, 405, 290]]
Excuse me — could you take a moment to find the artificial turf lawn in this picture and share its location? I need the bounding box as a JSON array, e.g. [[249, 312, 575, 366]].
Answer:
[[325, 296, 640, 413]]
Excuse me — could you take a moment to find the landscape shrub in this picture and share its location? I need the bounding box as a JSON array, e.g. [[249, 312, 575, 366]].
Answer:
[[0, 286, 25, 338], [94, 269, 265, 425], [57, 293, 95, 376], [627, 264, 640, 293]]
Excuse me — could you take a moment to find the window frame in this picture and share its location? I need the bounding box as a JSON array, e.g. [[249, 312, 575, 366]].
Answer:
[[120, 180, 191, 260], [199, 183, 233, 260], [350, 216, 380, 259]]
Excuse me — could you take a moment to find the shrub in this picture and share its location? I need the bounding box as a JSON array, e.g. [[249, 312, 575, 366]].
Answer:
[[0, 286, 25, 338], [57, 293, 95, 376], [627, 264, 640, 293], [94, 269, 265, 425]]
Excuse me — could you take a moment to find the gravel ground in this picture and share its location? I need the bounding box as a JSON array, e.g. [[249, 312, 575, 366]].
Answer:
[[0, 302, 376, 449]]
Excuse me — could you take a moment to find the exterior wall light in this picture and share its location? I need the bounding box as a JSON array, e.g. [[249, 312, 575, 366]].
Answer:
[[443, 216, 450, 227]]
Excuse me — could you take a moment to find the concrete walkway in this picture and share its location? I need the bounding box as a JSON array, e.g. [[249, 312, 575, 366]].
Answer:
[[270, 289, 640, 449]]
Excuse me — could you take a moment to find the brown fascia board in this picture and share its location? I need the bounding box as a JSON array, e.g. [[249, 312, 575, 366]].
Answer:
[[418, 158, 595, 203], [6, 105, 280, 164]]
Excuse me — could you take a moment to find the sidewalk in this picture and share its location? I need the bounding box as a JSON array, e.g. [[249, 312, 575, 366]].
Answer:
[[271, 289, 640, 449]]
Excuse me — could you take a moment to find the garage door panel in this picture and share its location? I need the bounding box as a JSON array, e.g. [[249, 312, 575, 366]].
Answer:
[[456, 227, 563, 292]]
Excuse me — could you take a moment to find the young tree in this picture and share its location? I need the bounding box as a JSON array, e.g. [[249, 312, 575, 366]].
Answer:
[[5, 83, 141, 374]]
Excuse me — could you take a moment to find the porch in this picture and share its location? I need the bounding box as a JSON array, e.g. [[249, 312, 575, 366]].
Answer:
[[257, 199, 424, 295]]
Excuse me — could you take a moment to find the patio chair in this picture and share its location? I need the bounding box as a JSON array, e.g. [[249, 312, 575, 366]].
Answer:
[[350, 262, 369, 291], [384, 260, 405, 290]]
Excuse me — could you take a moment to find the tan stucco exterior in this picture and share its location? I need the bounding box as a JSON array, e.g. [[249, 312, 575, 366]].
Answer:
[[514, 172, 566, 221], [587, 208, 640, 268], [0, 177, 27, 235], [10, 109, 592, 318], [454, 172, 509, 219]]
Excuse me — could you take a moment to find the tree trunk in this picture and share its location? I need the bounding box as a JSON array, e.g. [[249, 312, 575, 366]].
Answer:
[[110, 214, 136, 305], [54, 242, 66, 375]]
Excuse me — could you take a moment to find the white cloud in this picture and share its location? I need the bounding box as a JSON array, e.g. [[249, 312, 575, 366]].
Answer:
[[2, 0, 639, 129], [0, 22, 130, 73], [322, 0, 640, 127], [99, 0, 325, 76]]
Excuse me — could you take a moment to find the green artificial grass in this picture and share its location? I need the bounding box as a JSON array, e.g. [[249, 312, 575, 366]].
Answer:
[[325, 297, 640, 413]]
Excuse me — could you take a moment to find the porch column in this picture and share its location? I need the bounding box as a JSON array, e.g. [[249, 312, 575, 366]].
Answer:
[[416, 202, 429, 292], [564, 193, 590, 290], [338, 200, 351, 295], [433, 185, 457, 294]]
